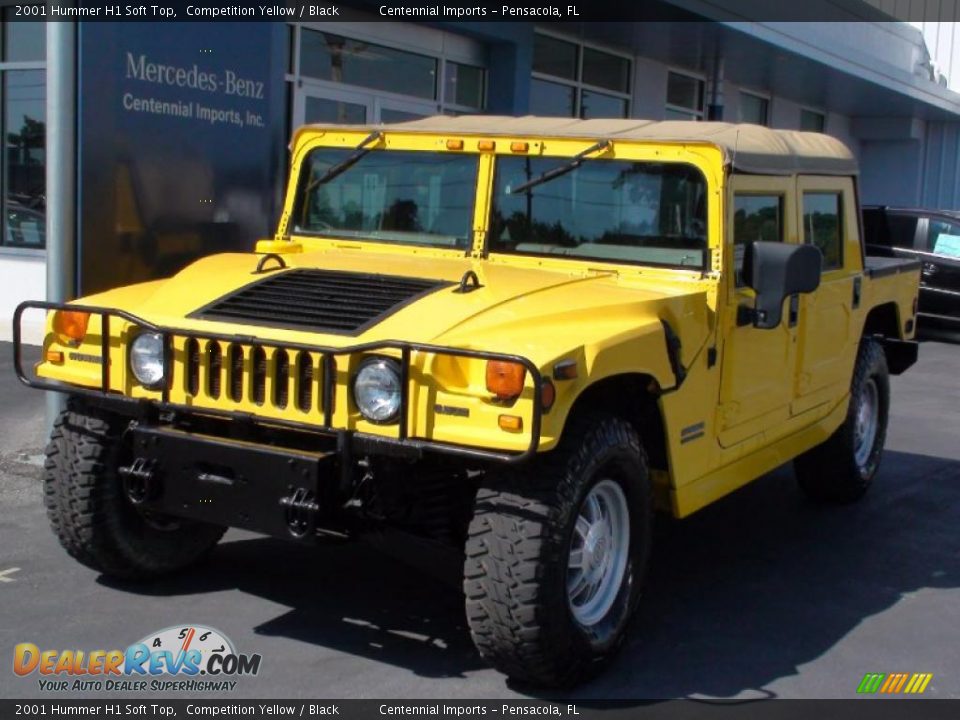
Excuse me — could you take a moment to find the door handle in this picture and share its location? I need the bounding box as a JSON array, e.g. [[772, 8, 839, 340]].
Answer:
[[922, 262, 938, 276]]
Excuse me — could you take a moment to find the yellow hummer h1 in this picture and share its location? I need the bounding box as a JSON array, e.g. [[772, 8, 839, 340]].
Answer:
[[16, 117, 921, 686]]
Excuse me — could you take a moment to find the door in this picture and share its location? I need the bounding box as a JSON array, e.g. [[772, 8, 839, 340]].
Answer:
[[918, 216, 960, 320], [718, 176, 798, 447], [792, 177, 858, 414]]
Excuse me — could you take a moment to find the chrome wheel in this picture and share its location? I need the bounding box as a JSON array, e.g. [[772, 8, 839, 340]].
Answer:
[[567, 479, 630, 627], [854, 377, 879, 469]]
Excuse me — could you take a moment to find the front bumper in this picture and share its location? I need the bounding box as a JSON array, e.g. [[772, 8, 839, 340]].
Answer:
[[122, 425, 336, 540], [14, 300, 544, 463]]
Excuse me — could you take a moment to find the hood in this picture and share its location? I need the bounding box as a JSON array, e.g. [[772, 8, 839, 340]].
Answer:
[[99, 248, 711, 367]]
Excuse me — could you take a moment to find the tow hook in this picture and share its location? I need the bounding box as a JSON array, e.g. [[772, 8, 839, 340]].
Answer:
[[119, 457, 158, 505], [279, 487, 319, 538]]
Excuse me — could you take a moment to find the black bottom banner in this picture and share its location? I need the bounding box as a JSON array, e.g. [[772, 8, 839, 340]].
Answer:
[[1, 700, 958, 720]]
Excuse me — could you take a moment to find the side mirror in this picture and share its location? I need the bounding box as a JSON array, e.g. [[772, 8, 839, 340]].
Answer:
[[741, 241, 822, 330]]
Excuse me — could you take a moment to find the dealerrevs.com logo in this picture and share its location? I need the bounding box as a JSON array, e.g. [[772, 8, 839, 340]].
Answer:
[[13, 625, 262, 693]]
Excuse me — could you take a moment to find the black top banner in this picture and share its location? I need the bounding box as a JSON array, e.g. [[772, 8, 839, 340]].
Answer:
[[4, 0, 960, 23]]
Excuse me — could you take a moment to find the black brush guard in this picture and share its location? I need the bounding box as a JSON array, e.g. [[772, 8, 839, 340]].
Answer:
[[13, 300, 543, 463]]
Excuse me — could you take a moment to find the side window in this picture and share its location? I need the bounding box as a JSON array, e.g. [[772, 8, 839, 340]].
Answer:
[[733, 194, 783, 287], [803, 192, 843, 271], [885, 213, 921, 249], [926, 218, 960, 258]]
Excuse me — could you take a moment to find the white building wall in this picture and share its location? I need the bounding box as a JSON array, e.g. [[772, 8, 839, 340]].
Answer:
[[0, 255, 46, 345], [910, 22, 960, 91]]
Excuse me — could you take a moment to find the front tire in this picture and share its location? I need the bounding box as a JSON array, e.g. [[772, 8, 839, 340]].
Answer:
[[463, 414, 652, 687], [794, 339, 890, 503], [44, 402, 226, 579]]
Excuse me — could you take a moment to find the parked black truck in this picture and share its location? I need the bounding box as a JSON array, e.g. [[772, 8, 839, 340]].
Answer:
[[863, 206, 960, 325]]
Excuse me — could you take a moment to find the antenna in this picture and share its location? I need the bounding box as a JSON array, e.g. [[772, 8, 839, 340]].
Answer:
[[732, 128, 740, 170]]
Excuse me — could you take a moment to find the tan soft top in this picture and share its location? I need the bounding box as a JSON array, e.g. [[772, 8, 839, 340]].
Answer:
[[296, 115, 857, 176]]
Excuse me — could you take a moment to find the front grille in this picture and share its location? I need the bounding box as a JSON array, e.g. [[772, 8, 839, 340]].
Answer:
[[177, 339, 329, 420], [191, 269, 451, 336]]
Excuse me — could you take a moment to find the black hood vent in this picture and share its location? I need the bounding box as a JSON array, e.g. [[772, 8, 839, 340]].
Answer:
[[191, 269, 451, 336]]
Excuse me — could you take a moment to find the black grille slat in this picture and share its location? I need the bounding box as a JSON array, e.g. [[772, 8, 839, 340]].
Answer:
[[252, 346, 267, 406], [202, 309, 360, 330], [274, 350, 290, 409], [207, 342, 222, 399], [263, 278, 436, 296], [211, 298, 377, 320], [193, 269, 450, 336], [296, 352, 313, 413], [185, 338, 200, 396], [224, 290, 413, 311], [229, 344, 244, 402], [264, 272, 438, 289]]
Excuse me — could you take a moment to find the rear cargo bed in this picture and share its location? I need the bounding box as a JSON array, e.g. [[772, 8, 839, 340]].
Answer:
[[865, 255, 921, 278]]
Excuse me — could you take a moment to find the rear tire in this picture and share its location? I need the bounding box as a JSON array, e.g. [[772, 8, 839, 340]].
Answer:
[[794, 339, 890, 503], [44, 401, 226, 579], [463, 414, 652, 687]]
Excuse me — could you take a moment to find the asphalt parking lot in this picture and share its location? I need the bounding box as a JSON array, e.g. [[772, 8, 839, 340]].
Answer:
[[1, 331, 958, 701]]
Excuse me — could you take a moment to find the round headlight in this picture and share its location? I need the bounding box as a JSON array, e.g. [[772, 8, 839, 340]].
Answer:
[[353, 358, 402, 423], [130, 332, 166, 387]]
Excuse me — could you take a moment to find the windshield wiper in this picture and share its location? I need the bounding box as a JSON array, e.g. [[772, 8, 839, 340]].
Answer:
[[305, 131, 383, 193], [506, 139, 611, 195]]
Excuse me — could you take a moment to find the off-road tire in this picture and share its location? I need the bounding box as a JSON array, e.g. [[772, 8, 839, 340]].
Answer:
[[794, 339, 890, 503], [463, 414, 652, 687], [43, 401, 226, 579]]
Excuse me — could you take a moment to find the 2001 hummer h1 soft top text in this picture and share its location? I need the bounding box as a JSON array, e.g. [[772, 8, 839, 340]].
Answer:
[[15, 116, 921, 686]]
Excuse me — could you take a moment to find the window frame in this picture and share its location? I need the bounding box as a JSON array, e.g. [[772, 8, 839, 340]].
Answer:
[[799, 107, 826, 133], [485, 154, 710, 272], [727, 175, 796, 298], [738, 89, 770, 126], [290, 145, 481, 254], [0, 17, 46, 254], [924, 215, 960, 256], [287, 22, 489, 123], [665, 68, 706, 121], [530, 29, 632, 119], [801, 190, 845, 272], [732, 192, 785, 288]]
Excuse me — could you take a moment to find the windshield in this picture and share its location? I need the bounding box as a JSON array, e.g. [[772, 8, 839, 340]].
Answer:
[[489, 157, 707, 268], [293, 148, 479, 250]]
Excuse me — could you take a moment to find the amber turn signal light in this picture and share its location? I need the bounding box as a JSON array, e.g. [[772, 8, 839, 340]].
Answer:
[[446, 139, 464, 150], [477, 140, 496, 151], [486, 360, 526, 399], [510, 142, 529, 153], [53, 310, 90, 343], [540, 379, 556, 411], [45, 350, 64, 363], [498, 414, 523, 432]]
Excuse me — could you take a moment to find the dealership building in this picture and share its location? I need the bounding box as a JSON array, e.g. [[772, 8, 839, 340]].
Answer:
[[2, 0, 960, 343]]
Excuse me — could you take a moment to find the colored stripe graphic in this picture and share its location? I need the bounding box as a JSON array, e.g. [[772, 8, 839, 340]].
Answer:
[[906, 674, 934, 694], [857, 672, 933, 694], [857, 673, 885, 693]]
